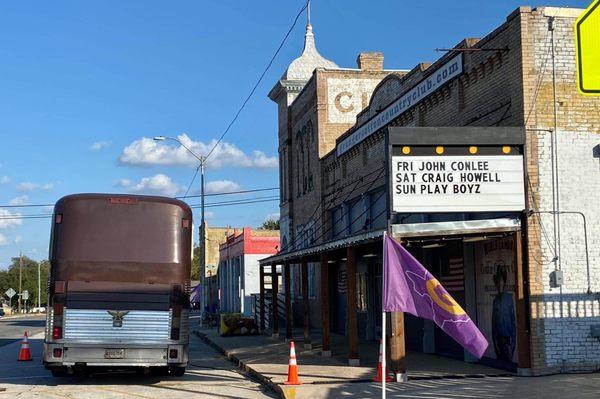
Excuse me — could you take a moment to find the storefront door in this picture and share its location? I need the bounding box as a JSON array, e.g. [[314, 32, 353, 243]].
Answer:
[[432, 241, 466, 359]]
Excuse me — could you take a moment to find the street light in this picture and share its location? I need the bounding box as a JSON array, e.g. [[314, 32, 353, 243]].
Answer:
[[153, 135, 206, 312]]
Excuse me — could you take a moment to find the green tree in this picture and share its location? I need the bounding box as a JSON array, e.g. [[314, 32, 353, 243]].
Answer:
[[0, 256, 49, 310], [261, 218, 280, 230], [191, 245, 200, 281]]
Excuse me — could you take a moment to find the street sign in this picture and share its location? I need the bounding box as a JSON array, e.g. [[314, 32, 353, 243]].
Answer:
[[5, 288, 16, 298], [21, 290, 29, 300], [575, 0, 600, 95]]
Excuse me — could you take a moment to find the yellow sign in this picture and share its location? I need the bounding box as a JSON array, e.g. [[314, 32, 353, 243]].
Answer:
[[575, 0, 600, 94]]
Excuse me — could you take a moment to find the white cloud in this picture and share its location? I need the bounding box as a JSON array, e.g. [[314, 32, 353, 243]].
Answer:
[[9, 195, 28, 206], [205, 180, 241, 195], [16, 182, 53, 192], [204, 211, 215, 220], [0, 209, 22, 229], [14, 235, 22, 244], [0, 234, 6, 245], [116, 174, 183, 197], [265, 212, 280, 222], [251, 151, 278, 168], [118, 134, 278, 170], [0, 175, 9, 184], [90, 140, 112, 151]]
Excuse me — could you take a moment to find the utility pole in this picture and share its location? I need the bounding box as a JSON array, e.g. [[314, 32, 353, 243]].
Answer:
[[200, 158, 206, 312], [153, 135, 206, 311], [38, 261, 41, 309], [18, 253, 22, 314]]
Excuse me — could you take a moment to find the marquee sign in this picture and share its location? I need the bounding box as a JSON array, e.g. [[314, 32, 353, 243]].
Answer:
[[337, 54, 463, 156], [391, 155, 525, 213]]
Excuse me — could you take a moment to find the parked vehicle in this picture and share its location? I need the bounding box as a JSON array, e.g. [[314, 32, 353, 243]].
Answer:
[[31, 307, 46, 313], [43, 194, 192, 377], [0, 308, 5, 318]]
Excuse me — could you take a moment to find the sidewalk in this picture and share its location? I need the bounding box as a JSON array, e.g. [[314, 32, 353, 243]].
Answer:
[[193, 327, 512, 399]]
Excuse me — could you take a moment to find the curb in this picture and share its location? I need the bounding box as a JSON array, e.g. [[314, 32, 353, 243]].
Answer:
[[193, 330, 286, 399]]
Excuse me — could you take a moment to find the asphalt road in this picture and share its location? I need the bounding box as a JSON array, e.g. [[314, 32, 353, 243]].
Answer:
[[0, 315, 275, 399], [0, 314, 46, 347]]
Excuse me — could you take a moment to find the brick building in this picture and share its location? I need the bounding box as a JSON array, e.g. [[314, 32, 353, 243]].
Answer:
[[218, 227, 279, 316], [199, 225, 232, 311], [259, 6, 600, 376]]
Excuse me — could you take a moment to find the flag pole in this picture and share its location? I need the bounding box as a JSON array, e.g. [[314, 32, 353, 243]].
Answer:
[[382, 230, 387, 399]]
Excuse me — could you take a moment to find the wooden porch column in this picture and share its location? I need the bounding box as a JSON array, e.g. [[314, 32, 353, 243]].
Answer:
[[514, 229, 532, 371], [390, 311, 407, 381], [301, 258, 312, 349], [284, 261, 293, 340], [271, 264, 279, 337], [320, 253, 331, 356], [346, 246, 359, 366], [259, 264, 265, 332]]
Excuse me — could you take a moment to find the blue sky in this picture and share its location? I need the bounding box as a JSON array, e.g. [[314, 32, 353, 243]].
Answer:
[[0, 0, 587, 267]]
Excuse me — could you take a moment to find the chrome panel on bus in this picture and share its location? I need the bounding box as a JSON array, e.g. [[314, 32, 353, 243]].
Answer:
[[64, 308, 171, 343]]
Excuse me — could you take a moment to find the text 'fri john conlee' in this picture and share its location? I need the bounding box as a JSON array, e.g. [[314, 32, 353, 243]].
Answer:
[[394, 160, 501, 195]]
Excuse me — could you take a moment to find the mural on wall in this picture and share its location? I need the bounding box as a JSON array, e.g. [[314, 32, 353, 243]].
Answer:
[[475, 237, 517, 362], [326, 78, 382, 124]]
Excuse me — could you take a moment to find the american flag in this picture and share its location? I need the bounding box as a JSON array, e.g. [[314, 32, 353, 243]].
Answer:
[[440, 257, 464, 292]]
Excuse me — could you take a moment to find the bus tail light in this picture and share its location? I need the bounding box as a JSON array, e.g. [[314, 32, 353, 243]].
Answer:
[[53, 326, 62, 340], [53, 348, 63, 358], [170, 328, 180, 340], [169, 349, 178, 359]]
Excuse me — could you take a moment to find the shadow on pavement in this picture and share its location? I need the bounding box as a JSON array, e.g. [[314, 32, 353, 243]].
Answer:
[[0, 336, 277, 399], [2, 319, 46, 328]]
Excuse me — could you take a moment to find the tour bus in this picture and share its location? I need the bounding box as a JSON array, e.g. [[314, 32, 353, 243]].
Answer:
[[43, 194, 192, 376]]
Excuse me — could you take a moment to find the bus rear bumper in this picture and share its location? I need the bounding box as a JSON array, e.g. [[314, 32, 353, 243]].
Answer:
[[43, 343, 188, 368]]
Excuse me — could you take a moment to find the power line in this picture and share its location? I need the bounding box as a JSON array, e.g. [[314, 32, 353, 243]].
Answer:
[[0, 214, 53, 220], [190, 195, 279, 208], [204, 198, 279, 209], [0, 196, 280, 220], [0, 204, 54, 209], [310, 170, 385, 246], [0, 187, 280, 209], [183, 165, 200, 198], [177, 187, 278, 199], [203, 0, 309, 163], [290, 167, 385, 250]]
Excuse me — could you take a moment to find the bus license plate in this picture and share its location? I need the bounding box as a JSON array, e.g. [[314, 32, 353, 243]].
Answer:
[[104, 349, 124, 359]]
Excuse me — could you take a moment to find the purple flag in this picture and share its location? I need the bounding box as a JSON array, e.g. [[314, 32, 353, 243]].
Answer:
[[383, 234, 488, 358]]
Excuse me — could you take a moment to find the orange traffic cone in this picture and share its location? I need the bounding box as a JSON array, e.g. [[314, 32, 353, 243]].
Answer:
[[18, 331, 32, 361], [283, 341, 302, 385], [373, 340, 393, 382]]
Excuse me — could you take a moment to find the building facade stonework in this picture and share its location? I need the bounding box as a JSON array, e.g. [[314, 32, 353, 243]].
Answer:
[[262, 6, 600, 376]]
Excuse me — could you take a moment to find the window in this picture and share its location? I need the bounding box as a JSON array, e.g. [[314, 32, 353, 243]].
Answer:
[[331, 206, 345, 239], [370, 187, 387, 230], [349, 197, 366, 234]]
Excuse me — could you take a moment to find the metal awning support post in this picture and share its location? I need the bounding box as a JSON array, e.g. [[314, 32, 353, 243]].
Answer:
[[284, 261, 293, 340], [259, 264, 265, 332], [301, 258, 312, 349], [271, 264, 279, 338]]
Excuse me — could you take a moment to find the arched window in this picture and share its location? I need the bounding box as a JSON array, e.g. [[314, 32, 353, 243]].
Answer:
[[296, 132, 302, 197], [306, 121, 313, 192]]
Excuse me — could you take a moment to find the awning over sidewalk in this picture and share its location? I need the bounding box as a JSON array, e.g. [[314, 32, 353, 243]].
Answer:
[[259, 229, 385, 265], [392, 217, 520, 238], [259, 218, 520, 265]]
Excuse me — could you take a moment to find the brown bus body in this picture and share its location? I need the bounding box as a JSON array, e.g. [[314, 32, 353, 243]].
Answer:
[[43, 194, 192, 376]]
